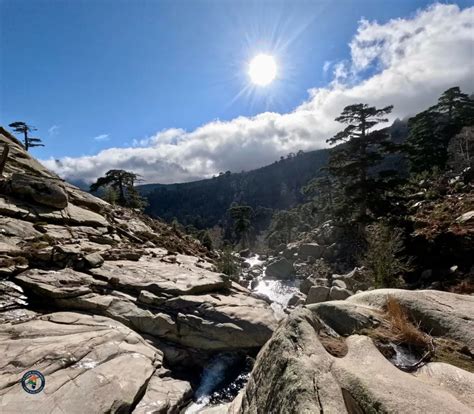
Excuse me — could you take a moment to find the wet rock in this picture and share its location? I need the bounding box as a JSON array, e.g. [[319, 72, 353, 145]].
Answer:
[[282, 247, 297, 260], [265, 258, 295, 280], [239, 248, 251, 257]]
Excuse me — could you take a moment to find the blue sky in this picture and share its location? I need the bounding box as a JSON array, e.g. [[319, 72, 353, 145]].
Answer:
[[1, 1, 473, 183]]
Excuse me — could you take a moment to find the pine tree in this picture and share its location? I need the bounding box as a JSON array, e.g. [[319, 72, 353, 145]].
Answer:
[[90, 169, 146, 209], [103, 186, 119, 205], [435, 86, 474, 126], [302, 176, 337, 223], [126, 186, 148, 211], [405, 110, 444, 174], [228, 205, 254, 248], [326, 103, 394, 223], [200, 231, 213, 251], [267, 210, 299, 244], [8, 122, 44, 151], [405, 87, 474, 174]]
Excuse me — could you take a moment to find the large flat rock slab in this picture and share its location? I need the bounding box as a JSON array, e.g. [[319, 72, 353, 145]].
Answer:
[[15, 267, 277, 351], [89, 258, 230, 295], [0, 312, 164, 413]]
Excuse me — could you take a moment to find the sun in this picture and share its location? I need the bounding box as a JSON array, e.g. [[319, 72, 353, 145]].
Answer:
[[248, 54, 277, 86]]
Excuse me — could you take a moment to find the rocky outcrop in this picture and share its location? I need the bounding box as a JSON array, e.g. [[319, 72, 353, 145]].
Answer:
[[15, 261, 276, 352], [234, 290, 474, 413], [0, 127, 279, 411], [0, 311, 191, 413], [348, 289, 474, 351], [5, 173, 68, 209]]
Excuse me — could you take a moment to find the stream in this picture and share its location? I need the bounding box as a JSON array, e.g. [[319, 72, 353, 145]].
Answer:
[[185, 254, 300, 413]]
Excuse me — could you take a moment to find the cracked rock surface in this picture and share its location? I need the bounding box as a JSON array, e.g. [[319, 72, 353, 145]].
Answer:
[[0, 311, 191, 414]]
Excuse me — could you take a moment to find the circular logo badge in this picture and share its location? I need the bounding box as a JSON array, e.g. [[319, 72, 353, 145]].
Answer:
[[21, 370, 45, 394]]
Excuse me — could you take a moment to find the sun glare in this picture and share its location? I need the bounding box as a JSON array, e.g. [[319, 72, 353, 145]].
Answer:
[[248, 54, 277, 86]]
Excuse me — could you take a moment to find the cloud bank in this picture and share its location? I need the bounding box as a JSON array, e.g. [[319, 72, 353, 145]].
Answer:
[[43, 3, 474, 184]]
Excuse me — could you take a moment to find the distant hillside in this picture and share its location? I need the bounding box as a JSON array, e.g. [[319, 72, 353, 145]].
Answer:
[[140, 149, 330, 229], [139, 119, 409, 230]]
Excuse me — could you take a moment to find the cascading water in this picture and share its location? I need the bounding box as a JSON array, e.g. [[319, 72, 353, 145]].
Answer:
[[389, 343, 421, 369], [245, 254, 301, 318], [184, 354, 249, 413], [185, 253, 300, 412]]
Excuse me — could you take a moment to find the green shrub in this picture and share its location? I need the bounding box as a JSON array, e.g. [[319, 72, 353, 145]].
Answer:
[[361, 222, 412, 288], [216, 247, 239, 280]]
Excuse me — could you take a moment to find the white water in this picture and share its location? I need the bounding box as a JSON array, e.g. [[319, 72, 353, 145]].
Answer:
[[253, 279, 299, 307], [186, 254, 301, 412], [243, 254, 265, 268], [185, 354, 239, 414], [390, 343, 420, 369], [244, 254, 300, 307]]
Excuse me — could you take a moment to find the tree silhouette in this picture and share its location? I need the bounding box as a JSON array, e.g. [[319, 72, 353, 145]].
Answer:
[[267, 210, 299, 244], [435, 86, 474, 126], [405, 87, 474, 174], [327, 103, 394, 223], [90, 169, 146, 209], [228, 205, 254, 248], [8, 122, 44, 151]]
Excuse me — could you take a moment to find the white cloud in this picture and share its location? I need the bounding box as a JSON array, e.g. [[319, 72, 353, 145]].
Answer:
[[93, 134, 110, 142], [43, 3, 474, 185], [48, 125, 60, 136], [322, 61, 332, 74]]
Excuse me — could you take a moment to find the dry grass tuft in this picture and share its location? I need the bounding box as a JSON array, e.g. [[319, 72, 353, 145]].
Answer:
[[385, 296, 431, 349]]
